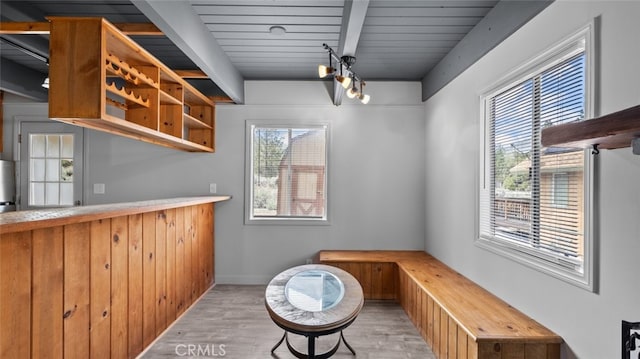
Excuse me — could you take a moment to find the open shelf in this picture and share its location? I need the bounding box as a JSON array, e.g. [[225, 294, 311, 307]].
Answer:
[[184, 113, 212, 129], [541, 104, 640, 150], [48, 17, 215, 152], [159, 90, 182, 105]]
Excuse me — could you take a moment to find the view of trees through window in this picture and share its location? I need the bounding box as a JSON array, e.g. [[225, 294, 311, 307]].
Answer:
[[251, 126, 327, 219], [252, 128, 285, 215]]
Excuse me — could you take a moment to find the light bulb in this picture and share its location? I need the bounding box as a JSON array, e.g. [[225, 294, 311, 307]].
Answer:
[[42, 77, 50, 89], [318, 65, 334, 78], [359, 93, 370, 104], [346, 87, 358, 99], [336, 75, 351, 89]]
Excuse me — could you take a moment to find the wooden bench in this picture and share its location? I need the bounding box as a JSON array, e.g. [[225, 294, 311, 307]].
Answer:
[[318, 250, 562, 359]]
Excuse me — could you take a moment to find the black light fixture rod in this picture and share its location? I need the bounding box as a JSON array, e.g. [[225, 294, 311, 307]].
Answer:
[[322, 43, 362, 82]]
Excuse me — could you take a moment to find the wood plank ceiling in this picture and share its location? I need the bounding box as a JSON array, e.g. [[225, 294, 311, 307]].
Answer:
[[0, 0, 504, 101], [191, 0, 497, 80]]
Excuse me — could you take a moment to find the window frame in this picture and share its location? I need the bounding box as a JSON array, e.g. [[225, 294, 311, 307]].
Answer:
[[477, 23, 597, 291], [244, 119, 331, 226]]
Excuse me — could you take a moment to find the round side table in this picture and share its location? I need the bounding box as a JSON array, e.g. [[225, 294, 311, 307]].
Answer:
[[265, 264, 364, 359]]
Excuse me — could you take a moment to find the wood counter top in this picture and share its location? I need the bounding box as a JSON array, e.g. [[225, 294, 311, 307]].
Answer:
[[0, 196, 230, 234]]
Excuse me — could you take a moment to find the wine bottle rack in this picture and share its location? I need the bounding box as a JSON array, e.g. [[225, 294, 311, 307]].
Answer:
[[105, 53, 159, 88], [105, 81, 150, 108]]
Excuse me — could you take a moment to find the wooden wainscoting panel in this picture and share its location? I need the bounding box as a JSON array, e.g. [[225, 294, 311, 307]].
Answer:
[[439, 308, 449, 358], [111, 215, 129, 359], [0, 231, 32, 359], [1, 200, 221, 359], [155, 210, 168, 336], [175, 207, 186, 316], [187, 205, 198, 301], [195, 205, 203, 294], [184, 206, 194, 307], [63, 222, 91, 358], [458, 326, 469, 359], [165, 208, 177, 323], [427, 295, 434, 347], [468, 339, 479, 359], [358, 263, 373, 299], [31, 227, 63, 359], [448, 316, 458, 359], [433, 299, 441, 358], [210, 205, 215, 285], [478, 342, 502, 359], [415, 283, 423, 336], [142, 212, 157, 347], [90, 219, 112, 359], [128, 213, 144, 357], [380, 262, 397, 300]]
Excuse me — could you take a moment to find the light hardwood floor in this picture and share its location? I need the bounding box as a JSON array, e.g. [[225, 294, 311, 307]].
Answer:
[[140, 285, 435, 358]]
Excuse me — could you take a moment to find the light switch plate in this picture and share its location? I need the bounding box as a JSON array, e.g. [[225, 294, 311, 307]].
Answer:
[[93, 183, 105, 194], [209, 183, 217, 193]]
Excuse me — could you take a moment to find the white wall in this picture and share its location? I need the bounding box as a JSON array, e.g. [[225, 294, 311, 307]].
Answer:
[[2, 80, 426, 284], [423, 1, 640, 358]]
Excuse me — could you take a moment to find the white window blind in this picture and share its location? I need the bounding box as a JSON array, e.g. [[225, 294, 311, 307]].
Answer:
[[479, 28, 594, 289], [247, 123, 328, 223]]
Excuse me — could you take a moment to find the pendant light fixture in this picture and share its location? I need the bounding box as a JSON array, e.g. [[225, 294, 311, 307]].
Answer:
[[318, 51, 334, 78], [318, 43, 371, 104]]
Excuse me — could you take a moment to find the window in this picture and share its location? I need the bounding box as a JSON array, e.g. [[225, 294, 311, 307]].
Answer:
[[551, 173, 570, 207], [245, 121, 329, 224], [478, 26, 595, 290], [29, 133, 75, 206]]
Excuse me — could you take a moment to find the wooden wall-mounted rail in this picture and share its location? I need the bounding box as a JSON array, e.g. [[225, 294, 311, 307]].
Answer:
[[541, 104, 640, 150]]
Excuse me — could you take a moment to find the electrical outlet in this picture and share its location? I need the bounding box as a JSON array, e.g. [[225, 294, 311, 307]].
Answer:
[[305, 258, 313, 264], [623, 321, 640, 359], [209, 183, 217, 194]]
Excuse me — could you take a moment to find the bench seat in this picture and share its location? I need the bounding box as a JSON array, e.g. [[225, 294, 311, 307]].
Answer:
[[318, 250, 562, 359]]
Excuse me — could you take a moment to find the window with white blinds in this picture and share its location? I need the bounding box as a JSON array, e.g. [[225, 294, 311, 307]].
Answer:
[[245, 121, 329, 224], [478, 26, 595, 290]]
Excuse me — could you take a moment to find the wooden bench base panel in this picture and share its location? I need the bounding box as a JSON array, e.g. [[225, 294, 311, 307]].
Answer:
[[319, 250, 561, 359]]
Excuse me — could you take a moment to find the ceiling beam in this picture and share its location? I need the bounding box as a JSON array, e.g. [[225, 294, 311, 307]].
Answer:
[[132, 0, 244, 104], [333, 0, 369, 106], [0, 22, 162, 35], [421, 0, 553, 101], [0, 57, 48, 101], [174, 69, 208, 79]]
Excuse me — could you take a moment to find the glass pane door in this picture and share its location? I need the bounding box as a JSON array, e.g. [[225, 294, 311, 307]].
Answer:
[[19, 121, 83, 210]]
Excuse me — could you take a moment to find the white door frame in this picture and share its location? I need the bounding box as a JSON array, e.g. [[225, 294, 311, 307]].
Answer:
[[14, 116, 85, 210]]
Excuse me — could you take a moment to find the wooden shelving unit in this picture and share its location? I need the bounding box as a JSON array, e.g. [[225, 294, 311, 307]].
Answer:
[[541, 104, 640, 150], [48, 17, 215, 152]]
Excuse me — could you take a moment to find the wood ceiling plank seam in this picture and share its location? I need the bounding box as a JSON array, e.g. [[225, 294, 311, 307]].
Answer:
[[212, 33, 340, 40], [190, 0, 345, 5], [192, 5, 344, 16], [198, 15, 343, 25], [365, 7, 495, 17], [361, 25, 475, 34], [363, 17, 484, 26], [206, 24, 341, 32]]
